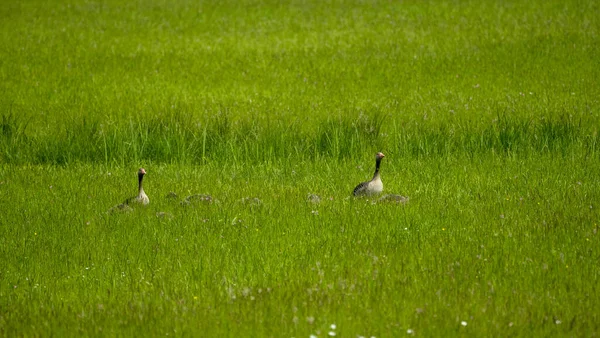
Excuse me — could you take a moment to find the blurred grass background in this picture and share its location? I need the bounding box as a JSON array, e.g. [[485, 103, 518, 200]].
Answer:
[[1, 0, 598, 165]]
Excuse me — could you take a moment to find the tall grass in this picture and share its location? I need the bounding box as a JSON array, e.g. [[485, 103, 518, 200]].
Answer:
[[1, 0, 598, 166], [1, 111, 597, 164]]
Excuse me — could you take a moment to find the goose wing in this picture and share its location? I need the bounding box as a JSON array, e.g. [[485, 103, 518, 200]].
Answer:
[[353, 181, 369, 196]]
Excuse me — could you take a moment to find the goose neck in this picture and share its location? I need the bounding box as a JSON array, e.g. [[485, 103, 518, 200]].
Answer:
[[138, 174, 145, 194], [372, 157, 382, 179]]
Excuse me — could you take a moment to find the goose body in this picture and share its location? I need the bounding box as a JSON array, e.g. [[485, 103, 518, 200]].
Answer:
[[353, 152, 385, 196]]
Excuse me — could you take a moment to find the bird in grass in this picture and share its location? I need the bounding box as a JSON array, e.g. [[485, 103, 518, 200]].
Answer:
[[126, 168, 149, 205], [108, 168, 149, 213], [353, 152, 385, 196]]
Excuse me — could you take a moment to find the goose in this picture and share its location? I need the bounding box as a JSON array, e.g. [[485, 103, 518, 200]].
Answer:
[[108, 168, 149, 212], [353, 152, 385, 196], [126, 168, 149, 205]]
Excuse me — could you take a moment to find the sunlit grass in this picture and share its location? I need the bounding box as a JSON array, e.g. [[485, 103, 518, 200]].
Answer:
[[1, 156, 598, 336], [0, 0, 599, 336]]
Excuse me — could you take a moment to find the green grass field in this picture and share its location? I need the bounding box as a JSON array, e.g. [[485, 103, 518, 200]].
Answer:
[[1, 0, 599, 336]]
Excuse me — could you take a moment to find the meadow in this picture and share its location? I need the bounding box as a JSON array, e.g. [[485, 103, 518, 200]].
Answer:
[[1, 0, 599, 336]]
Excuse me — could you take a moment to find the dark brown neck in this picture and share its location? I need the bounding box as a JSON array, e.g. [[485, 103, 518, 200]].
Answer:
[[138, 174, 144, 193], [373, 157, 382, 179]]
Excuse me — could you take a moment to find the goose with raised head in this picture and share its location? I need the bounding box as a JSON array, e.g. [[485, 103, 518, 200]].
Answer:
[[127, 168, 149, 205], [353, 152, 385, 196], [108, 168, 149, 213]]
